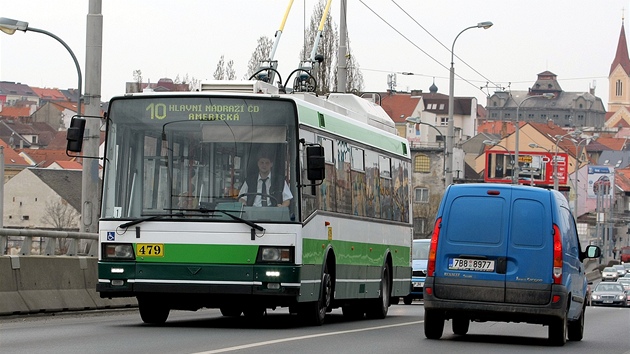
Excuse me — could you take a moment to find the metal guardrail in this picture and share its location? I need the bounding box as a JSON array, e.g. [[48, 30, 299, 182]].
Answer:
[[0, 229, 98, 257]]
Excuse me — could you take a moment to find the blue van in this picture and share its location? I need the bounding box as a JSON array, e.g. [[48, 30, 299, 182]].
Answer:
[[423, 183, 600, 346], [403, 239, 430, 304]]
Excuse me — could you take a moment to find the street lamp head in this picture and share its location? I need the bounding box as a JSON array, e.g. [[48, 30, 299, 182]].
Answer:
[[405, 117, 420, 124], [0, 17, 29, 35], [482, 139, 498, 146], [528, 143, 539, 148], [477, 21, 493, 29]]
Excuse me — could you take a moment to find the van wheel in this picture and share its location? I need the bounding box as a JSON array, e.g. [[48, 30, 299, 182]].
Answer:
[[138, 296, 170, 325], [548, 313, 567, 346], [567, 305, 585, 341], [403, 295, 413, 305], [424, 309, 444, 339], [366, 263, 390, 319], [452, 317, 469, 335]]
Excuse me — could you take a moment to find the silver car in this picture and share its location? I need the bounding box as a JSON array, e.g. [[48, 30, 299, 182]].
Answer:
[[591, 282, 628, 307], [602, 267, 619, 281], [613, 264, 627, 277]]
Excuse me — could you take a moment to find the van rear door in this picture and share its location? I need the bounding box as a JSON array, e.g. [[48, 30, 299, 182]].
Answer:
[[434, 185, 511, 302], [504, 188, 553, 304]]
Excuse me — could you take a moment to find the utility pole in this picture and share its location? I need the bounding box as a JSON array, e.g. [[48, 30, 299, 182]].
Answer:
[[336, 0, 347, 93], [81, 0, 103, 242]]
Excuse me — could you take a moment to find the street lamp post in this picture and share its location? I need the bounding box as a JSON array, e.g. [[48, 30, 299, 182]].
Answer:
[[446, 21, 493, 186], [513, 93, 554, 184], [0, 17, 82, 118], [551, 131, 581, 191]]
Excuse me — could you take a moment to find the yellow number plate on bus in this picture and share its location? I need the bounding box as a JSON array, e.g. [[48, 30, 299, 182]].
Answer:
[[136, 243, 164, 257]]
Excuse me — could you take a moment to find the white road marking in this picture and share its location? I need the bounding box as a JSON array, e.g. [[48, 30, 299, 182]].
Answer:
[[193, 320, 424, 354]]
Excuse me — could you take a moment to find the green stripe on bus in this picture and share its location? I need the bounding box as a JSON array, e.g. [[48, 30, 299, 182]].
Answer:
[[297, 105, 407, 157], [302, 238, 410, 267], [134, 244, 258, 264]]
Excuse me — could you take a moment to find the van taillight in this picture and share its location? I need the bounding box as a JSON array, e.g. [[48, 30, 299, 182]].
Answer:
[[552, 224, 563, 284], [428, 217, 441, 277]]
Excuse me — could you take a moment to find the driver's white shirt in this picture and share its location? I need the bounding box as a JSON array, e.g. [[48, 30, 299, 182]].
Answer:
[[239, 173, 292, 206]]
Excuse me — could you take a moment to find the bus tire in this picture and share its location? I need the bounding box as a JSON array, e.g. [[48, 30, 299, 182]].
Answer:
[[138, 296, 170, 325], [366, 263, 390, 319], [220, 306, 242, 317], [299, 264, 332, 326]]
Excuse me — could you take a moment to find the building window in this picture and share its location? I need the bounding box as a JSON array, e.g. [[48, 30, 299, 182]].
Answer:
[[439, 104, 444, 110], [414, 187, 429, 203], [32, 136, 37, 144], [414, 155, 430, 173], [439, 117, 448, 126], [616, 79, 623, 96], [504, 113, 511, 118], [413, 217, 427, 238]]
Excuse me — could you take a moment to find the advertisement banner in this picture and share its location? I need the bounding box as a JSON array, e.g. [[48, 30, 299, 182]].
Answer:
[[587, 165, 614, 198]]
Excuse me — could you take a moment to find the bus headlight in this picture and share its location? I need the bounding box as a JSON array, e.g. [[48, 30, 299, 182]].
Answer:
[[102, 243, 135, 260], [258, 246, 293, 262]]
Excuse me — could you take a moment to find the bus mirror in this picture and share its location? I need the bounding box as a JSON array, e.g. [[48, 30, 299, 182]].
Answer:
[[66, 117, 86, 152], [306, 146, 325, 181]]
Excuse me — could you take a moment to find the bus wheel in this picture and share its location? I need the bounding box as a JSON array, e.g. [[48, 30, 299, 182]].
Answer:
[[243, 307, 265, 318], [138, 296, 170, 325], [366, 263, 390, 319], [220, 306, 242, 317], [300, 265, 332, 326]]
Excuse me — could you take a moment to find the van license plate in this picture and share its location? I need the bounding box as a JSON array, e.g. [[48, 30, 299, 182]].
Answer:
[[449, 258, 495, 272]]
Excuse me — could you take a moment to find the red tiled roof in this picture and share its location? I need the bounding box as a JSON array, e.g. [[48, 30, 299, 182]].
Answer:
[[615, 167, 630, 192], [0, 106, 31, 118], [51, 160, 82, 170], [594, 137, 628, 151], [477, 121, 516, 136], [17, 149, 75, 167], [0, 139, 30, 166], [380, 93, 421, 123], [31, 87, 68, 101]]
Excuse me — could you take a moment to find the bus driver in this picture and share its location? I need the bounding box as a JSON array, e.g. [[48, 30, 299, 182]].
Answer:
[[239, 152, 292, 207]]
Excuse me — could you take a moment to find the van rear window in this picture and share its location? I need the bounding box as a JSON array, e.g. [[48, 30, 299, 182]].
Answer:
[[446, 197, 504, 244], [511, 199, 545, 247]]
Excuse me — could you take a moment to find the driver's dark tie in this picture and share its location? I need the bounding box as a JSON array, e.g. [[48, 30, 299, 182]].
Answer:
[[261, 178, 268, 206]]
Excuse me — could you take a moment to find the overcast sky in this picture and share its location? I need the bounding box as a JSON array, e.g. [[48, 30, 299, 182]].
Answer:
[[0, 0, 628, 107]]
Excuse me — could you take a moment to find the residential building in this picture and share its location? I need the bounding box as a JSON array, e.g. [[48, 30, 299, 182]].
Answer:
[[3, 168, 82, 230], [486, 71, 606, 128]]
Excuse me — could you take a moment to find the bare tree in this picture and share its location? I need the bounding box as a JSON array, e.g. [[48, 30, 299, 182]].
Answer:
[[300, 1, 338, 94], [213, 55, 226, 80], [133, 69, 142, 92], [245, 36, 274, 80], [42, 199, 78, 230], [300, 1, 363, 94], [214, 55, 237, 80]]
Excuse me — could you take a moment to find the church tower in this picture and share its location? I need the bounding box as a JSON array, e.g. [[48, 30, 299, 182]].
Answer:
[[609, 18, 630, 113]]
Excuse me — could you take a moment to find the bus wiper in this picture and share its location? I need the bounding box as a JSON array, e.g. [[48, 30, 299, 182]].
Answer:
[[119, 212, 185, 229], [199, 207, 265, 232]]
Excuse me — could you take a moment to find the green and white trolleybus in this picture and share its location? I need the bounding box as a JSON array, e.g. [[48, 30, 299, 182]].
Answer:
[[75, 80, 412, 325]]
